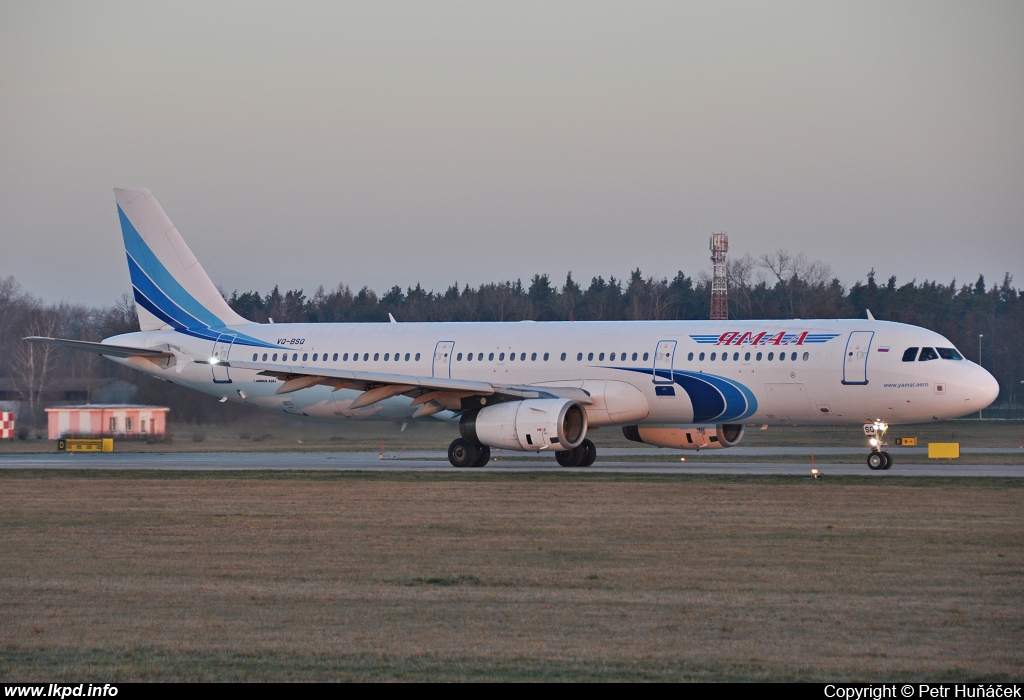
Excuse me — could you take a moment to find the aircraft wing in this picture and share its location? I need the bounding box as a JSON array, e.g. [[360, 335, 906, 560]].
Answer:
[[22, 336, 175, 358], [224, 358, 592, 411]]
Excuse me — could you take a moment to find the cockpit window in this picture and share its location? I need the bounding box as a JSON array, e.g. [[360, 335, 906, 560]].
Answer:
[[937, 347, 963, 360], [902, 347, 919, 362], [918, 347, 938, 361]]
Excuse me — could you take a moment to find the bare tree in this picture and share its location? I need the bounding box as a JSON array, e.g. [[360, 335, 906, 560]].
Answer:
[[13, 306, 61, 422]]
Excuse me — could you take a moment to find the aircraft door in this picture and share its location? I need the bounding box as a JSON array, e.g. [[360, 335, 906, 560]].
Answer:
[[432, 341, 455, 379], [653, 340, 676, 383], [842, 331, 874, 385], [211, 334, 234, 384]]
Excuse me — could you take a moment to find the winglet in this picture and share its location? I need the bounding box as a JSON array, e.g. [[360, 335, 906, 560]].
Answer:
[[866, 309, 876, 321]]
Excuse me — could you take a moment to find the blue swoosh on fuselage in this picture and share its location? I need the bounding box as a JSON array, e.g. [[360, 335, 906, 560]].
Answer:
[[612, 367, 758, 422]]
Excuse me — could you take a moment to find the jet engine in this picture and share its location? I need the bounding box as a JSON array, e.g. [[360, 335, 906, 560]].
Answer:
[[622, 423, 745, 450], [461, 398, 588, 452]]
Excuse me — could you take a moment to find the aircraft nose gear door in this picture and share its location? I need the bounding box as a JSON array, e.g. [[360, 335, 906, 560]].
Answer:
[[211, 335, 234, 384], [653, 340, 676, 384], [432, 341, 455, 379], [842, 331, 874, 385]]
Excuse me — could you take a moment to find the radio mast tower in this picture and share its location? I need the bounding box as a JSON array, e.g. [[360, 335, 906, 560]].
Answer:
[[710, 232, 729, 320]]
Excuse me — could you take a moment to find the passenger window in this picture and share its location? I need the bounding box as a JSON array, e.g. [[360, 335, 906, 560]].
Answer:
[[532, 352, 537, 361], [722, 353, 728, 362], [456, 353, 463, 361], [919, 347, 938, 361], [643, 352, 649, 361], [756, 352, 762, 361], [610, 353, 616, 361], [373, 353, 379, 361], [699, 352, 705, 361], [779, 353, 785, 361], [902, 347, 919, 362], [710, 352, 717, 361], [384, 353, 389, 361], [632, 352, 638, 361], [588, 352, 594, 361], [937, 347, 962, 360], [767, 352, 774, 360], [489, 353, 494, 361], [333, 353, 339, 361], [342, 353, 348, 361], [263, 353, 269, 361], [687, 352, 694, 361], [744, 352, 750, 361], [509, 353, 515, 362], [293, 353, 298, 361], [561, 352, 567, 361], [733, 352, 739, 361], [803, 352, 809, 361], [599, 352, 605, 361], [363, 353, 369, 361], [467, 353, 473, 362], [543, 352, 549, 361], [476, 353, 482, 361], [252, 353, 258, 361], [312, 353, 318, 361], [415, 353, 421, 361], [791, 352, 797, 361], [577, 352, 583, 361], [500, 353, 506, 361], [404, 353, 409, 361]]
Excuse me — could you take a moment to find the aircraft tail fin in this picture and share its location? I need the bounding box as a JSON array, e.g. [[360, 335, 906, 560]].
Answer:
[[114, 188, 249, 333]]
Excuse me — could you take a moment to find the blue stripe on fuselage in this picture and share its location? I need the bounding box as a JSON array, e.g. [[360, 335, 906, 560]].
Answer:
[[616, 367, 757, 422]]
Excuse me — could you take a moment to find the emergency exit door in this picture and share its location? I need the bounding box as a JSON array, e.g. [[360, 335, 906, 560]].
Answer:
[[652, 340, 676, 383], [432, 341, 455, 379]]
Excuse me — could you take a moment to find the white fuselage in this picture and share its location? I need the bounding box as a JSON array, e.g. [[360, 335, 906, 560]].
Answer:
[[106, 318, 997, 427]]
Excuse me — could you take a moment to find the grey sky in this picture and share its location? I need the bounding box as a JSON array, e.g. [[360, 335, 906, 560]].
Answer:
[[2, 1, 1022, 307]]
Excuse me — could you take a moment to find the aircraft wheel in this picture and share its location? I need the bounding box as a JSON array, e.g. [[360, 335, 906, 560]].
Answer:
[[867, 452, 886, 470], [579, 439, 597, 467], [448, 439, 480, 468], [555, 447, 583, 467], [881, 451, 893, 470], [471, 445, 491, 468]]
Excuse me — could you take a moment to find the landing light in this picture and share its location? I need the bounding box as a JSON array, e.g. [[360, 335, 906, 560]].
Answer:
[[209, 357, 220, 365], [869, 438, 879, 447]]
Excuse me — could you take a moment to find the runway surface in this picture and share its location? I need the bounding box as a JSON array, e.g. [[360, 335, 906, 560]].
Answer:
[[1, 447, 1021, 476]]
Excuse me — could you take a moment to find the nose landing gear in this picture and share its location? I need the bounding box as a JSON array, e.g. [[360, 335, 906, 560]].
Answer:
[[863, 421, 893, 470]]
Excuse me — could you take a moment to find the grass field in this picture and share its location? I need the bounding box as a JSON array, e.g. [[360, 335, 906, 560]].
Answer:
[[1, 471, 1021, 681]]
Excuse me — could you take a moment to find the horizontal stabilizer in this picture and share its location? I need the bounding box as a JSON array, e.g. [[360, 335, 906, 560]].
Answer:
[[23, 336, 175, 358]]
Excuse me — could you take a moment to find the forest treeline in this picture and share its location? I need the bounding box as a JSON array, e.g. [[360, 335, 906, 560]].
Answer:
[[1, 250, 1021, 426]]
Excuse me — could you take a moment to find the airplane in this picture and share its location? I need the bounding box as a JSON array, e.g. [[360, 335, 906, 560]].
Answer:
[[26, 188, 1000, 470]]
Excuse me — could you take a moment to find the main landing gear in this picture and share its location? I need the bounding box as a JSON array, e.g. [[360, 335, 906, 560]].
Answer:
[[446, 438, 598, 468], [863, 421, 893, 471], [556, 438, 596, 467], [448, 438, 491, 468]]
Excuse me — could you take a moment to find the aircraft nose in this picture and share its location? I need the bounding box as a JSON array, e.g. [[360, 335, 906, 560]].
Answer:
[[961, 365, 999, 412]]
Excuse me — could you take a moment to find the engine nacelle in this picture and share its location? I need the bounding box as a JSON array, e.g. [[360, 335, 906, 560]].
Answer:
[[461, 398, 588, 452], [622, 423, 745, 450]]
